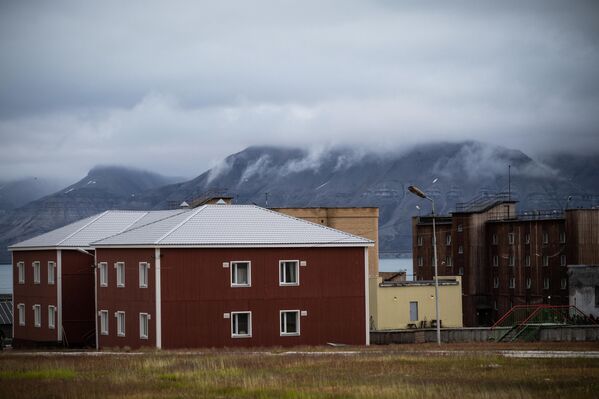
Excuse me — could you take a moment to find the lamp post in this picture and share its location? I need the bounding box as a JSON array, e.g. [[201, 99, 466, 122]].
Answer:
[[408, 185, 441, 345]]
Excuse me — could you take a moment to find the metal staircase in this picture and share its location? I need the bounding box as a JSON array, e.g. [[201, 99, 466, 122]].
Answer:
[[489, 305, 596, 342]]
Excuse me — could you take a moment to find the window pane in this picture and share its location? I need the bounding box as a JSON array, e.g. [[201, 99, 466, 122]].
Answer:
[[285, 312, 297, 333], [234, 313, 249, 335]]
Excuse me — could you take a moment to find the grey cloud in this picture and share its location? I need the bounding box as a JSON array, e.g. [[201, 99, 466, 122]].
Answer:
[[1, 1, 599, 180]]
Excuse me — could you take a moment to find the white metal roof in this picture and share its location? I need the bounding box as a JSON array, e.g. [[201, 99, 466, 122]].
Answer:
[[9, 209, 188, 250], [93, 205, 373, 248]]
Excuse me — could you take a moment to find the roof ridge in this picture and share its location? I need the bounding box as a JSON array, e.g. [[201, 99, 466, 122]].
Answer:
[[119, 211, 150, 233], [155, 206, 207, 244], [256, 205, 373, 243], [56, 211, 109, 246]]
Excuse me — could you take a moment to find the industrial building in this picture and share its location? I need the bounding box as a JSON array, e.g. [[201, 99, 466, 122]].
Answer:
[[412, 194, 599, 326]]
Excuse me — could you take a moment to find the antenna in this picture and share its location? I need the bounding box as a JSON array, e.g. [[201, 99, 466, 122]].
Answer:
[[265, 192, 269, 208], [508, 164, 511, 202]]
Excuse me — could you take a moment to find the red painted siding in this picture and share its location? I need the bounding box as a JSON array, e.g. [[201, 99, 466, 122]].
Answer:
[[96, 247, 366, 349], [96, 249, 156, 349], [61, 250, 95, 346], [12, 250, 58, 345]]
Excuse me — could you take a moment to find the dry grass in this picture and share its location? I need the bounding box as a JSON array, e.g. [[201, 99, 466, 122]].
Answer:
[[1, 343, 598, 398]]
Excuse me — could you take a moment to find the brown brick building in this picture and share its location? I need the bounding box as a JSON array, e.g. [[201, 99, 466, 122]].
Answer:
[[412, 195, 599, 326]]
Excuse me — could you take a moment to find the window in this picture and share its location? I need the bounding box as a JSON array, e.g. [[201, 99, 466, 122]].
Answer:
[[457, 224, 463, 232], [116, 262, 125, 287], [493, 277, 499, 288], [561, 279, 567, 290], [458, 267, 464, 276], [445, 256, 452, 267], [231, 261, 251, 287], [99, 262, 108, 287], [33, 304, 41, 327], [417, 256, 423, 267], [543, 255, 549, 267], [525, 255, 531, 267], [33, 261, 41, 284], [18, 303, 25, 326], [48, 261, 55, 285], [231, 311, 252, 337], [559, 231, 566, 244], [560, 255, 567, 267], [116, 311, 126, 337], [48, 306, 56, 329], [417, 236, 423, 246], [526, 278, 532, 289], [446, 234, 451, 246], [508, 233, 515, 245], [508, 255, 515, 267], [17, 261, 25, 284], [492, 255, 499, 267], [279, 260, 299, 285], [280, 310, 300, 336], [525, 233, 530, 244], [139, 262, 149, 288], [458, 245, 464, 254], [543, 231, 549, 244], [492, 234, 498, 245], [139, 313, 150, 339], [509, 277, 515, 289], [409, 301, 419, 321], [100, 310, 109, 335], [543, 278, 550, 290]]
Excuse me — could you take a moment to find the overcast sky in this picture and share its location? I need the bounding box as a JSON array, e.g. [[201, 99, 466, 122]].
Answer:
[[1, 1, 598, 181]]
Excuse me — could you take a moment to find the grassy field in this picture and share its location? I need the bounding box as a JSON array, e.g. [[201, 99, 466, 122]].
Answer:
[[1, 343, 598, 398]]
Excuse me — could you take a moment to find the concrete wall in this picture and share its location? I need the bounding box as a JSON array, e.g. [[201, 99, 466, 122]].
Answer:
[[371, 325, 599, 344], [370, 276, 463, 330]]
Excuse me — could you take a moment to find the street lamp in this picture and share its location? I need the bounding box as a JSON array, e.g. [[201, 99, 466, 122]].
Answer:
[[408, 185, 441, 345]]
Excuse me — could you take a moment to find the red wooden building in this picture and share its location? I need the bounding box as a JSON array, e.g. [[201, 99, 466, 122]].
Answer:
[[9, 210, 187, 347], [92, 204, 373, 349]]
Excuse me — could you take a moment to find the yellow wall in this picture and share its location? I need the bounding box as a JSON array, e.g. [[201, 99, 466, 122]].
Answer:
[[371, 276, 463, 330]]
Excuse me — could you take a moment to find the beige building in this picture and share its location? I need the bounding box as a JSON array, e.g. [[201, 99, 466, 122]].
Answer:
[[273, 207, 379, 276], [370, 276, 463, 330]]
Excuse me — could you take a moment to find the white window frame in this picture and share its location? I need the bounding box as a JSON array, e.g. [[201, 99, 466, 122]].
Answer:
[[559, 231, 566, 244], [526, 278, 532, 289], [508, 233, 515, 245], [543, 231, 549, 244], [508, 255, 515, 267], [33, 261, 41, 284], [115, 262, 125, 288], [99, 262, 108, 287], [230, 261, 251, 287], [509, 277, 515, 289], [99, 310, 109, 335], [139, 313, 150, 340], [492, 234, 498, 245], [492, 255, 498, 267], [279, 260, 299, 286], [417, 256, 423, 267], [33, 304, 41, 328], [17, 261, 25, 284], [18, 303, 25, 326], [231, 311, 252, 338], [561, 278, 567, 290], [525, 255, 531, 267], [445, 234, 451, 246], [458, 267, 464, 276], [48, 305, 56, 329], [116, 311, 126, 337], [139, 262, 150, 288], [543, 255, 549, 267], [457, 224, 463, 232], [48, 261, 56, 285], [280, 310, 300, 336], [525, 233, 530, 244], [417, 236, 423, 246], [544, 278, 550, 290], [445, 256, 452, 267], [458, 245, 463, 254], [560, 255, 566, 267], [493, 277, 499, 288]]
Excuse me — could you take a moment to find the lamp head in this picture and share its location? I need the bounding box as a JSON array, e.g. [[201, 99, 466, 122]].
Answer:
[[408, 185, 428, 199]]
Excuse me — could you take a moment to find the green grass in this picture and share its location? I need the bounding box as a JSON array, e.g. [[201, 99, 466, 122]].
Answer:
[[0, 344, 598, 398]]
